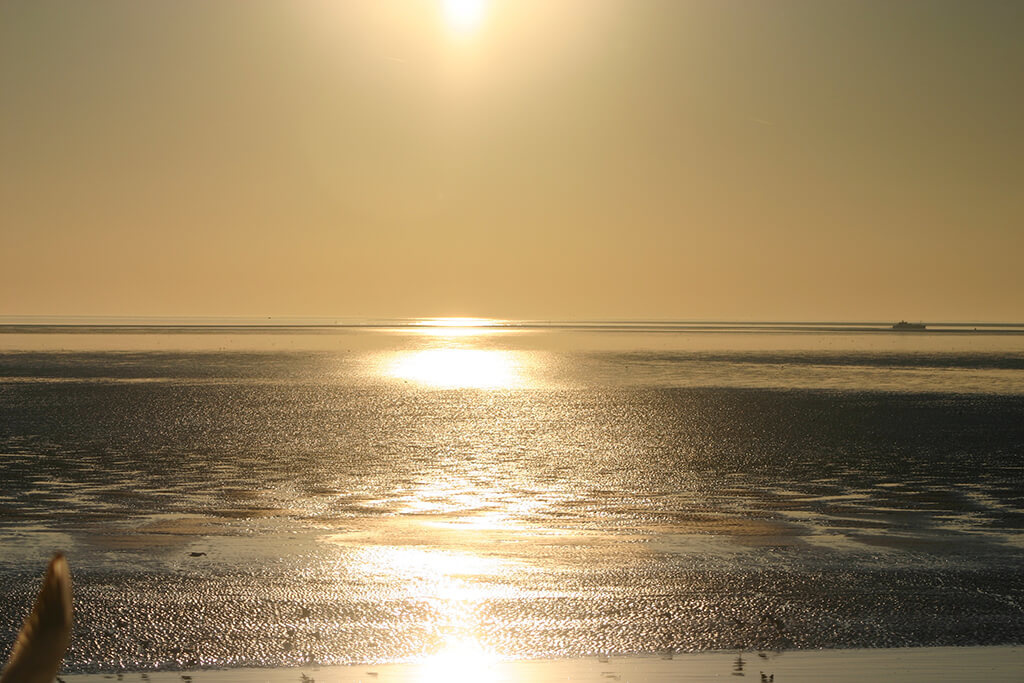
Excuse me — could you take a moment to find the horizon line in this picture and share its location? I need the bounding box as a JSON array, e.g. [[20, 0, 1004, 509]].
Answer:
[[2, 316, 1024, 330]]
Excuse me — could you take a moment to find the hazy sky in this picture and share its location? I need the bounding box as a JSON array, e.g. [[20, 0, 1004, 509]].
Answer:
[[2, 0, 1021, 321]]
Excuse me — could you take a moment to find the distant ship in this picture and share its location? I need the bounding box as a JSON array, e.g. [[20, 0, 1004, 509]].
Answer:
[[892, 320, 926, 331]]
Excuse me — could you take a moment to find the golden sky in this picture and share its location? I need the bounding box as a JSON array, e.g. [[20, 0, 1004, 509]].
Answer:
[[2, 0, 1021, 321]]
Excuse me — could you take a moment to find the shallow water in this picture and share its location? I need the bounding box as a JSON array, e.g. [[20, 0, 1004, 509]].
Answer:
[[1, 325, 1023, 671]]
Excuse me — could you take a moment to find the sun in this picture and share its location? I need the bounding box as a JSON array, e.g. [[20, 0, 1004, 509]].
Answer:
[[442, 0, 486, 34]]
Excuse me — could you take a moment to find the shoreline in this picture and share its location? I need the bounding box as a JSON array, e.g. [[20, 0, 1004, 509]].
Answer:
[[56, 646, 1024, 682]]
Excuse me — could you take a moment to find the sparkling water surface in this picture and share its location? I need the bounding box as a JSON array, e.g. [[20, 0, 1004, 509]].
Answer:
[[1, 325, 1023, 671]]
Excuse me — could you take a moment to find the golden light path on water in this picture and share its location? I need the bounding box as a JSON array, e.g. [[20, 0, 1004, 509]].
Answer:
[[389, 348, 523, 389], [387, 318, 527, 390], [414, 317, 502, 328], [417, 639, 501, 683], [357, 318, 541, 677], [365, 544, 506, 683], [334, 521, 533, 680]]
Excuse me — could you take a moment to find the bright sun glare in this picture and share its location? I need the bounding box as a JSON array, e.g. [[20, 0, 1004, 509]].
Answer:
[[418, 637, 500, 683], [419, 317, 497, 328], [389, 348, 521, 389], [442, 0, 486, 34]]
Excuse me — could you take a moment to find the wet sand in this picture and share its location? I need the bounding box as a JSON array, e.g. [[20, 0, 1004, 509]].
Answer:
[[55, 646, 1024, 682], [4, 337, 1023, 670]]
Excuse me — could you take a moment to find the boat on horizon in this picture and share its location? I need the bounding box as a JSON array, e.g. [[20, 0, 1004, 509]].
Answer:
[[892, 320, 927, 331]]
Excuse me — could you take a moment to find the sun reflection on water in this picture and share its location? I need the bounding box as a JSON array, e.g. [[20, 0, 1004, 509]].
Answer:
[[410, 318, 507, 338], [388, 348, 524, 389], [416, 317, 501, 328], [418, 636, 500, 683], [344, 541, 517, 679]]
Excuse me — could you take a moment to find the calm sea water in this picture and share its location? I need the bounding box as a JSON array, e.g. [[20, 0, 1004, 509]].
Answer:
[[1, 324, 1023, 672]]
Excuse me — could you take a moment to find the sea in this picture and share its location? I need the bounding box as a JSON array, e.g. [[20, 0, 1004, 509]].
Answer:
[[0, 321, 1022, 673]]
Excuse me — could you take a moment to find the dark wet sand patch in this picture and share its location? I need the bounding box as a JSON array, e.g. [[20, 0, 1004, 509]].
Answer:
[[207, 507, 291, 520], [82, 515, 229, 549]]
